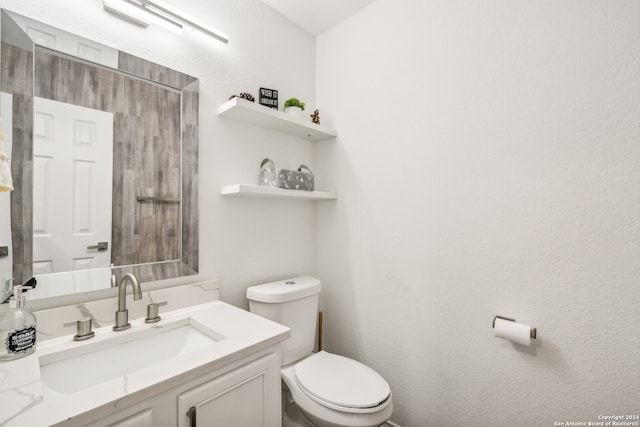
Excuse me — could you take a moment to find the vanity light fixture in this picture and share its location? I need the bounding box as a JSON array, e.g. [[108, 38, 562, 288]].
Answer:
[[102, 0, 229, 44], [103, 0, 150, 28], [104, 0, 182, 34]]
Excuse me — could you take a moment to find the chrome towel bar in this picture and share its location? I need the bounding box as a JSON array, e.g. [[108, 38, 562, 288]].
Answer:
[[136, 196, 180, 204]]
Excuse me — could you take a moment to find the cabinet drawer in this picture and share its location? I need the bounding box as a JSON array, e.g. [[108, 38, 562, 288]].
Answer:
[[86, 408, 154, 427]]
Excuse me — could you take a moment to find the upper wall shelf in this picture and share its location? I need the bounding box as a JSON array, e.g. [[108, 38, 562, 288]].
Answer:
[[217, 97, 337, 142]]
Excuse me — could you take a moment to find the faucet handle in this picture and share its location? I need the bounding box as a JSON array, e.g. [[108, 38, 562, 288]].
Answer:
[[145, 301, 168, 323], [63, 317, 95, 341]]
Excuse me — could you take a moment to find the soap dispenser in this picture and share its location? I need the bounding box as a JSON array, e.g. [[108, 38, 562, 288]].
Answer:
[[0, 280, 37, 360]]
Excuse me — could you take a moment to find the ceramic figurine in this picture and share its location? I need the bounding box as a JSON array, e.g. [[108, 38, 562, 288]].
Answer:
[[229, 92, 255, 102], [310, 109, 320, 124]]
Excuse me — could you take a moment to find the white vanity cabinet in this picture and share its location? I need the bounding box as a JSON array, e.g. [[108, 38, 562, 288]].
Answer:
[[1, 301, 290, 426], [67, 348, 281, 427], [178, 352, 280, 427]]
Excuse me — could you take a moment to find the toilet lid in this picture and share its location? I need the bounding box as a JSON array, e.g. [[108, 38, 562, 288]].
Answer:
[[294, 351, 390, 409]]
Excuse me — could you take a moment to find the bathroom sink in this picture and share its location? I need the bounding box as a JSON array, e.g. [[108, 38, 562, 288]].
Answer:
[[39, 317, 225, 395]]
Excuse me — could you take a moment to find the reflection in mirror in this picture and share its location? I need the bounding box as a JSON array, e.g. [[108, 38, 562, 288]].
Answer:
[[1, 10, 199, 301]]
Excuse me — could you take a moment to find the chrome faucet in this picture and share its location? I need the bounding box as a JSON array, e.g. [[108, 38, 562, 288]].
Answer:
[[113, 273, 142, 331]]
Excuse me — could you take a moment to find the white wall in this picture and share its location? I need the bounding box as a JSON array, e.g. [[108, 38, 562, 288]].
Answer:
[[316, 0, 640, 425], [0, 0, 318, 308]]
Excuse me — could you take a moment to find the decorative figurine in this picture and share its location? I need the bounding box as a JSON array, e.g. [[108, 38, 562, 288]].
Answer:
[[310, 109, 320, 124], [228, 92, 255, 102], [239, 92, 255, 102]]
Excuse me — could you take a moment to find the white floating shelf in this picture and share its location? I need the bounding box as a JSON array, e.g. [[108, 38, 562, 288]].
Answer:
[[217, 97, 337, 142], [221, 184, 337, 200]]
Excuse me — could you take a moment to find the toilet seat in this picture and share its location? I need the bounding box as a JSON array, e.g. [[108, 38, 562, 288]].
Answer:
[[294, 351, 391, 413]]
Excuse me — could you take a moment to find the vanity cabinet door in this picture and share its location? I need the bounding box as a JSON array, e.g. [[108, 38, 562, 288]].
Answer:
[[177, 352, 280, 427], [84, 408, 154, 427]]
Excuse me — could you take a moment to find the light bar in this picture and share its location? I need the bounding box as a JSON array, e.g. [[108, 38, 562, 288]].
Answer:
[[104, 0, 183, 34], [103, 0, 228, 43], [103, 0, 149, 28]]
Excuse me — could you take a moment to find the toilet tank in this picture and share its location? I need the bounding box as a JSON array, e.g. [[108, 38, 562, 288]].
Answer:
[[247, 276, 321, 366]]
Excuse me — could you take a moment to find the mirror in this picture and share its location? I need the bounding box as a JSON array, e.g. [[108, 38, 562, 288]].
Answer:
[[0, 10, 199, 301]]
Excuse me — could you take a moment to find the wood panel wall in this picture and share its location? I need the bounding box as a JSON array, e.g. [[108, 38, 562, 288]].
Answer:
[[118, 51, 197, 89]]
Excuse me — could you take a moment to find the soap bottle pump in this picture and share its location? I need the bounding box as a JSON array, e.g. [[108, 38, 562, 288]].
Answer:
[[0, 280, 37, 360]]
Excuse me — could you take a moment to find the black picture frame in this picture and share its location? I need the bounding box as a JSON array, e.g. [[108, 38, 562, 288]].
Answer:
[[259, 87, 278, 110]]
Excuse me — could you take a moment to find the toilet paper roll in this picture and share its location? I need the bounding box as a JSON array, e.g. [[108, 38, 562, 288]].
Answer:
[[494, 318, 532, 346]]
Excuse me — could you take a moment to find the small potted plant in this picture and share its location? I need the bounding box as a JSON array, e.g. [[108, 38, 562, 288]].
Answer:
[[284, 98, 305, 118]]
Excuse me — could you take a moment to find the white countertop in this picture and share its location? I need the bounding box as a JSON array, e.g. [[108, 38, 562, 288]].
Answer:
[[0, 301, 290, 426]]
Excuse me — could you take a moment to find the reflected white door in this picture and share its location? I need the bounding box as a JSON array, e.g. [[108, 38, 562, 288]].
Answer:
[[33, 97, 113, 274]]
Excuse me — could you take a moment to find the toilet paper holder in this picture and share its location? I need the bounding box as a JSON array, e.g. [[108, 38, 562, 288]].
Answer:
[[492, 315, 537, 339]]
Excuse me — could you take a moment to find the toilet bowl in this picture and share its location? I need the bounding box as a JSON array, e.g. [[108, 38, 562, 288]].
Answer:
[[281, 351, 393, 427], [247, 276, 393, 427]]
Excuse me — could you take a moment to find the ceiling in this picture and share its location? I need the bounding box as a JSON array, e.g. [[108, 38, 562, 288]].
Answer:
[[261, 0, 376, 36]]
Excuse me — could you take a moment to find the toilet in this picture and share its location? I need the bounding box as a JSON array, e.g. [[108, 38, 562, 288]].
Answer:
[[247, 276, 393, 427]]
